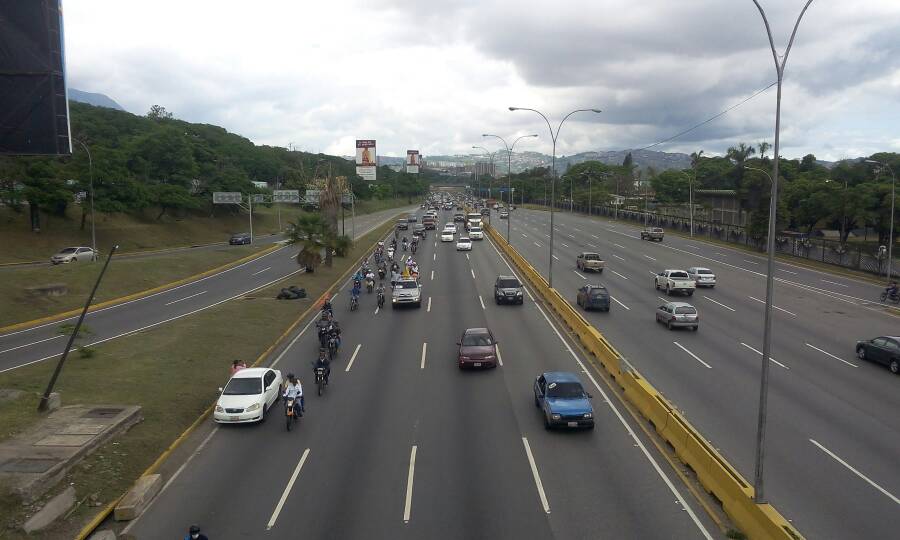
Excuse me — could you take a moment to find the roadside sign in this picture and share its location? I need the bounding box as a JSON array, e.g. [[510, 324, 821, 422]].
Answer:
[[273, 189, 300, 203], [341, 192, 354, 204], [250, 194, 266, 203], [213, 192, 242, 204], [305, 189, 321, 205]]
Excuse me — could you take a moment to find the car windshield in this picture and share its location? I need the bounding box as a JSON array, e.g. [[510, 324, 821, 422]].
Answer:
[[546, 381, 584, 399], [58, 247, 78, 254], [670, 272, 689, 279], [584, 254, 600, 260], [652, 228, 663, 232], [497, 279, 520, 288], [397, 281, 418, 289], [674, 306, 697, 314], [459, 238, 470, 242], [223, 377, 261, 395], [462, 333, 492, 346]]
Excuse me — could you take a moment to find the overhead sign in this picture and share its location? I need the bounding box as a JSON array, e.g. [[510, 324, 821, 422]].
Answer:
[[305, 189, 321, 205], [273, 189, 300, 203], [356, 139, 377, 181], [213, 191, 242, 204], [250, 194, 266, 203], [406, 150, 420, 174]]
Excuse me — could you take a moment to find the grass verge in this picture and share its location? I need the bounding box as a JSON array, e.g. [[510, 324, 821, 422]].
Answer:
[[0, 244, 264, 327], [0, 218, 395, 539]]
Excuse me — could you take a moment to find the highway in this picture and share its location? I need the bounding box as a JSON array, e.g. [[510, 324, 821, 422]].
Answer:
[[0, 206, 415, 374], [499, 207, 900, 540], [123, 207, 717, 540]]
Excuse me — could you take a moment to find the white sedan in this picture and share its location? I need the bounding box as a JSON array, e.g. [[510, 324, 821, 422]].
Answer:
[[50, 246, 98, 264], [444, 223, 457, 233], [441, 229, 455, 242], [456, 237, 473, 251], [468, 227, 483, 240], [214, 367, 283, 424]]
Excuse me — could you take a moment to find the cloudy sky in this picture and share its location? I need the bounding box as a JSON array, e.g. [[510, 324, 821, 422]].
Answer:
[[64, 0, 900, 161]]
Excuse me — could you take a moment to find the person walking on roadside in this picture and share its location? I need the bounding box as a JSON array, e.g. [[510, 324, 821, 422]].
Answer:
[[230, 360, 247, 376]]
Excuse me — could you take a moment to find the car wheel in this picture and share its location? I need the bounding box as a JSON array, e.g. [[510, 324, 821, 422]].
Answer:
[[666, 285, 671, 295], [891, 359, 899, 374], [72, 257, 78, 262], [518, 298, 524, 305], [856, 347, 866, 360], [687, 290, 694, 296], [654, 281, 659, 290], [693, 325, 699, 332], [667, 320, 673, 330], [259, 407, 266, 423], [598, 269, 603, 274], [534, 395, 540, 407]]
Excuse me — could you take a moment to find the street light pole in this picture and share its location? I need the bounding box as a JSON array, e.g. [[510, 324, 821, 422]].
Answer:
[[509, 107, 602, 287], [73, 139, 96, 258], [867, 159, 896, 279], [483, 133, 539, 244], [472, 146, 499, 200], [750, 0, 813, 504]]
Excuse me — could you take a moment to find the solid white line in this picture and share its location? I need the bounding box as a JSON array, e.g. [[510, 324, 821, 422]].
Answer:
[[552, 254, 560, 261], [805, 343, 858, 368], [810, 439, 900, 506], [701, 296, 736, 312], [610, 270, 629, 280], [427, 297, 432, 312], [267, 448, 311, 530], [740, 342, 789, 369], [522, 437, 550, 513], [821, 279, 848, 288], [345, 344, 362, 372], [164, 290, 207, 306], [252, 266, 271, 276], [612, 254, 626, 261], [496, 344, 503, 366], [471, 268, 476, 280], [614, 243, 626, 249], [403, 445, 418, 523], [747, 296, 796, 317], [431, 270, 434, 280], [0, 334, 64, 355], [574, 271, 587, 280], [643, 254, 656, 261], [479, 295, 486, 310], [610, 296, 631, 310], [420, 342, 427, 369], [673, 342, 712, 369]]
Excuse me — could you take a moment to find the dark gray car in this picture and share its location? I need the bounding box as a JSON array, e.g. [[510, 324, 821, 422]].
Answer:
[[494, 275, 524, 305], [576, 285, 610, 311]]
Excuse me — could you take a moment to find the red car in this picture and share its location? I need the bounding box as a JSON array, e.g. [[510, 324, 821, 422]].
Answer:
[[457, 328, 498, 369]]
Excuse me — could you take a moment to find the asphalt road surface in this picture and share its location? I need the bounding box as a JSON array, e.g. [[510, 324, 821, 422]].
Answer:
[[123, 207, 717, 540], [496, 207, 900, 540], [0, 206, 416, 374]]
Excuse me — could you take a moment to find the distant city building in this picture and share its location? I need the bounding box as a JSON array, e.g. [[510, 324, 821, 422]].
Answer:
[[474, 162, 496, 176]]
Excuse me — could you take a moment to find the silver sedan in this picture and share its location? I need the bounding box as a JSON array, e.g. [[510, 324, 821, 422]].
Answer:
[[656, 301, 699, 331]]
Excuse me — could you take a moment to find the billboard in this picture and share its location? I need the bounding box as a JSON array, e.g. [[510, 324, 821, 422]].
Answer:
[[355, 139, 376, 181], [406, 150, 420, 174]]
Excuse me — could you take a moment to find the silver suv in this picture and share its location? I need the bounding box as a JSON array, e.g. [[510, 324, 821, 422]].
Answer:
[[392, 278, 422, 308]]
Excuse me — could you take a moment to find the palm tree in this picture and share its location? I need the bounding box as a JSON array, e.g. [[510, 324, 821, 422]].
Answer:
[[726, 143, 757, 224], [287, 213, 327, 272], [758, 141, 771, 161]]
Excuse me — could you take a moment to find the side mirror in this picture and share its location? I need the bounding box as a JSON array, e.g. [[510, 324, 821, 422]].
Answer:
[[456, 342, 461, 346], [587, 393, 594, 399]]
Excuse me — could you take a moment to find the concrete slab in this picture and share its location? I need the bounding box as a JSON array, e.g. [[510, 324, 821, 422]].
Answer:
[[35, 434, 96, 446], [59, 423, 107, 435], [114, 474, 162, 521], [88, 529, 117, 540], [22, 485, 75, 533]]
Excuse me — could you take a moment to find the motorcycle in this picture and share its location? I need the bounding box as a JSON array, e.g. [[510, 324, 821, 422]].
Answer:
[[387, 248, 394, 260], [378, 267, 386, 280], [315, 366, 327, 396], [880, 290, 900, 304], [377, 289, 385, 309], [328, 335, 340, 361], [350, 294, 359, 312], [285, 397, 299, 431], [411, 242, 418, 254], [402, 242, 408, 252], [366, 277, 375, 293]]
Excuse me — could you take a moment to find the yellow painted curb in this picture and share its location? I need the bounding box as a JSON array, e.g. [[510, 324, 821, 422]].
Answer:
[[0, 244, 281, 335], [72, 221, 394, 540]]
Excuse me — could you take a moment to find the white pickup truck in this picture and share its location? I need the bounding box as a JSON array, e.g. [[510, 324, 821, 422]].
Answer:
[[654, 269, 696, 296]]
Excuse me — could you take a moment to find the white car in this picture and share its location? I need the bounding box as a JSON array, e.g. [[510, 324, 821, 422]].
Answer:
[[441, 229, 455, 242], [444, 223, 457, 233], [456, 237, 473, 251], [50, 246, 98, 264], [687, 267, 716, 288], [214, 367, 283, 424], [469, 227, 484, 240]]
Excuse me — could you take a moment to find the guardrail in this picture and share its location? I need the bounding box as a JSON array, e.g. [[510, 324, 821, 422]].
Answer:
[[484, 222, 803, 540]]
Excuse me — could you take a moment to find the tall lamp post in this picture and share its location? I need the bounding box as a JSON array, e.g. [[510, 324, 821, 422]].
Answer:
[[750, 0, 813, 504], [867, 159, 896, 279], [73, 139, 96, 259], [509, 107, 602, 287], [483, 133, 538, 244]]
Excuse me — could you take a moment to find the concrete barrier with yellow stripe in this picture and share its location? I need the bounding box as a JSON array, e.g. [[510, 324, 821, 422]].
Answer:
[[485, 222, 802, 540]]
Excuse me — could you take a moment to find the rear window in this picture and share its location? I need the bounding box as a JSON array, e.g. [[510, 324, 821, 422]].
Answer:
[[669, 272, 689, 279], [497, 279, 520, 288], [695, 269, 713, 275], [546, 381, 584, 399], [462, 333, 492, 346], [584, 254, 600, 260], [674, 306, 697, 314], [590, 288, 607, 297], [652, 228, 663, 232]]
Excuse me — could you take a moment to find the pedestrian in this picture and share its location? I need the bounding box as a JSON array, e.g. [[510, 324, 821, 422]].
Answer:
[[230, 360, 247, 376]]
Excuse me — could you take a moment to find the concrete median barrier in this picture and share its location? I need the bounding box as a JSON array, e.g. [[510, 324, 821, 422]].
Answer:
[[485, 223, 802, 540]]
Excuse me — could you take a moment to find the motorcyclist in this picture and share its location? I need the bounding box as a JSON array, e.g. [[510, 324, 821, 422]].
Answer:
[[283, 373, 304, 416], [321, 296, 334, 316], [316, 312, 332, 346], [885, 280, 898, 298], [313, 348, 331, 385], [329, 320, 342, 349], [376, 282, 386, 308], [378, 263, 387, 280], [185, 525, 209, 540], [365, 269, 376, 292], [351, 281, 361, 306]]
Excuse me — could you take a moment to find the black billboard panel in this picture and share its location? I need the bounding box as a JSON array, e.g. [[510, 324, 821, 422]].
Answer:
[[0, 0, 72, 155]]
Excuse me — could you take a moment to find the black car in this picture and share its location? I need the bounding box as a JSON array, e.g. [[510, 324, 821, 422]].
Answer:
[[856, 336, 900, 374], [494, 275, 524, 305], [454, 213, 466, 223], [480, 208, 490, 216], [407, 214, 418, 223], [229, 233, 251, 245], [413, 224, 426, 237]]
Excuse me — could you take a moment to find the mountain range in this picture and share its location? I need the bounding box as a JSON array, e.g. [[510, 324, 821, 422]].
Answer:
[[68, 88, 125, 111]]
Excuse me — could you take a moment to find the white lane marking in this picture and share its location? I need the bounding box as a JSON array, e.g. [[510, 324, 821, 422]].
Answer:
[[821, 279, 848, 288], [673, 342, 712, 369], [529, 297, 712, 538], [403, 445, 418, 523], [747, 296, 797, 317], [0, 334, 64, 355], [587, 243, 599, 249], [427, 297, 432, 312], [522, 233, 528, 237], [591, 234, 600, 239], [375, 306, 380, 315], [252, 266, 271, 276], [648, 271, 657, 276], [420, 342, 427, 369], [715, 252, 727, 257], [470, 268, 476, 280], [1, 269, 306, 375], [743, 259, 760, 265], [809, 439, 900, 506], [643, 254, 656, 261], [612, 254, 626, 261], [805, 343, 858, 368], [614, 243, 626, 249], [522, 437, 551, 514], [779, 268, 798, 275], [496, 344, 504, 366], [552, 254, 560, 261], [267, 448, 311, 530], [561, 243, 570, 248], [121, 425, 220, 534], [164, 290, 208, 306], [740, 342, 789, 369], [685, 244, 700, 250], [479, 295, 486, 310], [433, 253, 436, 261], [701, 296, 736, 312], [544, 234, 551, 239], [610, 270, 629, 280], [574, 271, 587, 280], [534, 241, 542, 247], [657, 296, 669, 303], [610, 296, 631, 310], [431, 270, 434, 280], [466, 254, 470, 261], [573, 227, 583, 232], [345, 344, 362, 372]]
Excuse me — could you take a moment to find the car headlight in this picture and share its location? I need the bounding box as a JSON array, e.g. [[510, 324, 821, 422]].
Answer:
[[551, 414, 561, 420], [245, 403, 260, 412], [583, 413, 593, 419], [483, 355, 495, 359], [516, 291, 522, 295], [215, 405, 224, 413]]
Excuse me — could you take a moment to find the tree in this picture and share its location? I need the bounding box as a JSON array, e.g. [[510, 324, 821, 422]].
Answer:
[[287, 213, 327, 272], [758, 141, 771, 160], [147, 105, 174, 120], [150, 184, 198, 220], [650, 170, 691, 203], [726, 142, 756, 222]]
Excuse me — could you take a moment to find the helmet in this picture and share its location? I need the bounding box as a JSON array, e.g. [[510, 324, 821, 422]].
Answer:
[[287, 373, 296, 381], [190, 525, 201, 533]]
